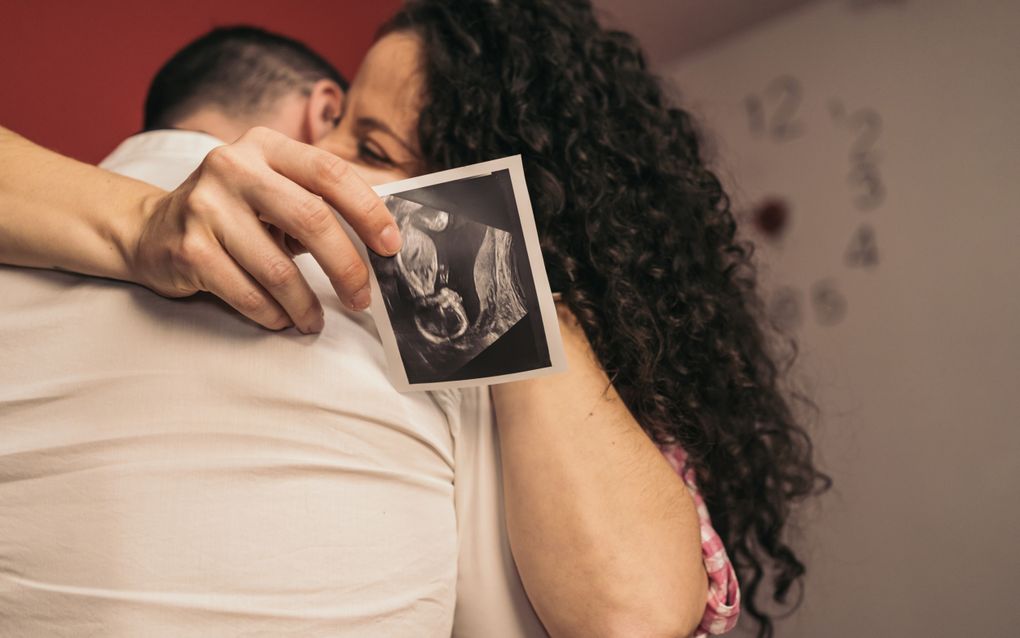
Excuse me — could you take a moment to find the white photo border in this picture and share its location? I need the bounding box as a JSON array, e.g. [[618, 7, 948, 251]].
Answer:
[[364, 155, 568, 392]]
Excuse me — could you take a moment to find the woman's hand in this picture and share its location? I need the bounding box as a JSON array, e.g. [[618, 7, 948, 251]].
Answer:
[[127, 127, 401, 333]]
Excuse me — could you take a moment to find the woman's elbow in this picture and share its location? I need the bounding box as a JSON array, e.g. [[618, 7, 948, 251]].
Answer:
[[594, 566, 709, 638], [596, 606, 702, 638], [568, 585, 704, 638]]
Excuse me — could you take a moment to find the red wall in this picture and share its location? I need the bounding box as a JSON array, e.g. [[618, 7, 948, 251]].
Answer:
[[0, 0, 402, 163]]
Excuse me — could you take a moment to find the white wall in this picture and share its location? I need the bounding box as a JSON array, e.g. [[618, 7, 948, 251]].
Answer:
[[665, 1, 1020, 636]]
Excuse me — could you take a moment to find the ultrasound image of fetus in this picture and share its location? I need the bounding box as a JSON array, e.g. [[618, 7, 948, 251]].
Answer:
[[391, 203, 468, 344], [372, 194, 528, 383]]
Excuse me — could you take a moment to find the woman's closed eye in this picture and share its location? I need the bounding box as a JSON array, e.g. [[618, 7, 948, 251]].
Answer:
[[357, 139, 395, 167]]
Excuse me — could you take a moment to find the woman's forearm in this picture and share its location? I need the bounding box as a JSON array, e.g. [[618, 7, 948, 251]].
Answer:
[[0, 126, 158, 280], [0, 126, 400, 332], [493, 306, 707, 638]]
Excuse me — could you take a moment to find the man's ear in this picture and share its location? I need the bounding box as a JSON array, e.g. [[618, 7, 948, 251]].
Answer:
[[303, 79, 344, 144]]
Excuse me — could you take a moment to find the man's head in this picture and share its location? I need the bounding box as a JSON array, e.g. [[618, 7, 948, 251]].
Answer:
[[144, 26, 346, 144]]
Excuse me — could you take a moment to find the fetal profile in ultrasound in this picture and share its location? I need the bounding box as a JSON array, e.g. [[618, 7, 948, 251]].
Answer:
[[367, 161, 565, 390]]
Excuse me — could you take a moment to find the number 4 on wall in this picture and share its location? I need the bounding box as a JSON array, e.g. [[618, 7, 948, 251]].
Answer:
[[844, 223, 879, 268]]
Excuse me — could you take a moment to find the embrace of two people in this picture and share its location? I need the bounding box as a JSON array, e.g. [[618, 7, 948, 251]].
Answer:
[[0, 2, 828, 637]]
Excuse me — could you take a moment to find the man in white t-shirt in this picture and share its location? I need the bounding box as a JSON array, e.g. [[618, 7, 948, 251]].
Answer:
[[0, 27, 467, 637], [0, 24, 555, 637]]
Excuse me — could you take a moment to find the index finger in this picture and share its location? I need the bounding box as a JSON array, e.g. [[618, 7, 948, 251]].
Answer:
[[257, 130, 402, 258], [245, 170, 375, 311]]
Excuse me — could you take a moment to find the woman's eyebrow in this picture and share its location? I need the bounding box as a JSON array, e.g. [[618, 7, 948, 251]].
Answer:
[[356, 117, 418, 157]]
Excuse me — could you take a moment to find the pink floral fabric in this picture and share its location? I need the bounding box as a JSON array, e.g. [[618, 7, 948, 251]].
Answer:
[[661, 445, 741, 636]]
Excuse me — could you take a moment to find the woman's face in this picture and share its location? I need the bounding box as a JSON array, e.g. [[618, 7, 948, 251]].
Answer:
[[317, 32, 425, 186]]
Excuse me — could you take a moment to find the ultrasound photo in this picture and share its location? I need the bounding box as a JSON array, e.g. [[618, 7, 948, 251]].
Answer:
[[367, 156, 566, 391]]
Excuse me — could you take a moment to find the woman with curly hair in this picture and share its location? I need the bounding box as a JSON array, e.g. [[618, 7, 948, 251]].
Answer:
[[358, 4, 831, 636], [0, 2, 828, 636]]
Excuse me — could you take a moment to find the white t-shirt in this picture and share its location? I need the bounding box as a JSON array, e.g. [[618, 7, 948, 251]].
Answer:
[[98, 128, 225, 190], [0, 129, 550, 637], [0, 131, 459, 636]]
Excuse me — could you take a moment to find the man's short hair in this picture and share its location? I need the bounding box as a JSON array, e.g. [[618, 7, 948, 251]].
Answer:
[[144, 26, 348, 131]]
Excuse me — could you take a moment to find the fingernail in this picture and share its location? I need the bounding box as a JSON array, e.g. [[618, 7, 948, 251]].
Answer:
[[379, 224, 401, 255], [350, 286, 371, 311], [300, 310, 325, 334]]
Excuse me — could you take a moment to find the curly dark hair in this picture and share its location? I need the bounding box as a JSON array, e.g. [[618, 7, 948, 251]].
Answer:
[[382, 2, 831, 636]]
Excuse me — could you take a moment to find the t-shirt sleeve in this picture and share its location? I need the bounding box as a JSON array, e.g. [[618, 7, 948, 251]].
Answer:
[[661, 444, 741, 637]]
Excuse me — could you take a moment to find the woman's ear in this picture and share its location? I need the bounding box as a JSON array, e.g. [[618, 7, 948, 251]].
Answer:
[[303, 79, 344, 144]]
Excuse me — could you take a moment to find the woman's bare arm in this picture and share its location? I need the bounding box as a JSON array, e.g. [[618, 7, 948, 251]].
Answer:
[[0, 126, 400, 332], [493, 305, 708, 638], [0, 126, 159, 280]]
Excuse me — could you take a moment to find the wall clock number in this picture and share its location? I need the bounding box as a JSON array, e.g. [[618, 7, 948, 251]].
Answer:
[[849, 161, 885, 210], [844, 223, 879, 267], [831, 100, 886, 210], [745, 75, 805, 141], [768, 285, 804, 331], [811, 279, 848, 326]]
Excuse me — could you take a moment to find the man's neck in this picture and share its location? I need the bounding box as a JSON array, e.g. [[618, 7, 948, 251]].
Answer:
[[170, 94, 310, 144]]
